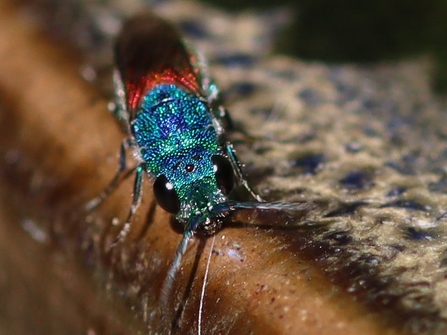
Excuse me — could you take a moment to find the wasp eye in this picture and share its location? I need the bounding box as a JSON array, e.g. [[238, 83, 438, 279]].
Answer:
[[212, 155, 234, 195], [153, 175, 180, 214]]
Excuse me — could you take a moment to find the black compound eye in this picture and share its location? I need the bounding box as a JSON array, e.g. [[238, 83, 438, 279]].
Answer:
[[153, 175, 180, 214], [212, 155, 234, 195]]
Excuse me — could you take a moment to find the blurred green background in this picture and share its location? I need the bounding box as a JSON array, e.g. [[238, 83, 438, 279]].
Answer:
[[201, 0, 447, 93]]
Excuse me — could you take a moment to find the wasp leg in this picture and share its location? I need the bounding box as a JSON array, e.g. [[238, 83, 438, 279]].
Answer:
[[85, 139, 135, 211], [225, 143, 264, 202], [111, 164, 145, 245]]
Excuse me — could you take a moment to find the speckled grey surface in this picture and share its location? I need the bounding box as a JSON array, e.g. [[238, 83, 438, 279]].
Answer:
[[31, 0, 447, 333]]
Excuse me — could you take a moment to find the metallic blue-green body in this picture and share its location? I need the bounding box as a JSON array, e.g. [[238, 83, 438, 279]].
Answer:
[[132, 84, 227, 224], [87, 13, 271, 315]]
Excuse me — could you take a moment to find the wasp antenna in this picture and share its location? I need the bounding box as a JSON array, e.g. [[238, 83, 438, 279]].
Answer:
[[233, 201, 313, 211], [160, 230, 195, 325], [212, 200, 317, 212], [226, 200, 335, 230], [198, 235, 216, 335]]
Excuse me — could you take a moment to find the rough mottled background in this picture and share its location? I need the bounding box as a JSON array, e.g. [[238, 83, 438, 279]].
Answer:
[[25, 0, 447, 333]]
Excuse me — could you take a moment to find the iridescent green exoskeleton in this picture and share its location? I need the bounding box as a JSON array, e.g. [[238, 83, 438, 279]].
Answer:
[[87, 12, 321, 330]]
